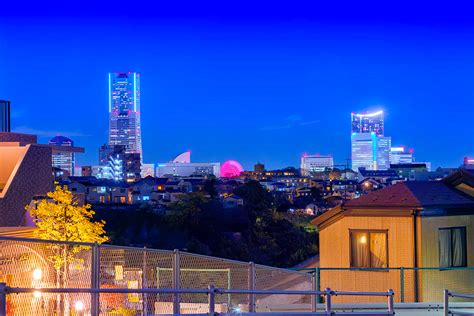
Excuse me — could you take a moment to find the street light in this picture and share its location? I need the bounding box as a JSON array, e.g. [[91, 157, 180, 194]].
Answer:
[[75, 300, 84, 312], [32, 268, 42, 281]]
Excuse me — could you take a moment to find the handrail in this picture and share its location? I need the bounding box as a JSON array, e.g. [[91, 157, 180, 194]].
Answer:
[[0, 283, 395, 316], [444, 289, 474, 316]]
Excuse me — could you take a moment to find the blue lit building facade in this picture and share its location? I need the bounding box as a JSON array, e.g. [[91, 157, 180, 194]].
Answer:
[[108, 72, 142, 158], [351, 110, 384, 136], [351, 133, 391, 171], [351, 110, 391, 171]]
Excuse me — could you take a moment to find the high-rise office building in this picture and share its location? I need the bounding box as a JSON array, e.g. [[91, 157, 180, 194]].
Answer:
[[351, 110, 390, 171], [376, 136, 391, 170], [351, 110, 384, 136], [0, 100, 11, 132], [351, 133, 391, 171], [49, 136, 75, 176], [108, 72, 142, 157], [300, 154, 334, 176]]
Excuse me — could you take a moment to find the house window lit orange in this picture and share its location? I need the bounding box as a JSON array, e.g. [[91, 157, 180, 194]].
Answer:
[[350, 230, 388, 268]]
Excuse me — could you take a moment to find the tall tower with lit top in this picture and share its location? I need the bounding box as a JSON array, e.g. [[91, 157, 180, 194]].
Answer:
[[108, 72, 142, 158]]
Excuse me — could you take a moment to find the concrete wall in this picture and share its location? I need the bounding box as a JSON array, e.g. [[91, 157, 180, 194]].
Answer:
[[319, 215, 415, 303]]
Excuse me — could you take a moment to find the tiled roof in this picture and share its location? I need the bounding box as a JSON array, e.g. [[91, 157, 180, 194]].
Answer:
[[344, 181, 474, 208]]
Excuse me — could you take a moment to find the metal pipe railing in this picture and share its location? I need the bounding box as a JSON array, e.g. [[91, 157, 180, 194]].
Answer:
[[0, 283, 395, 316], [295, 266, 474, 303], [444, 289, 474, 316]]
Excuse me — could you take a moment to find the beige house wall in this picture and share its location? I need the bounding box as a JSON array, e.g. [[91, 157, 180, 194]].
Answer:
[[419, 215, 474, 302], [319, 215, 415, 303]]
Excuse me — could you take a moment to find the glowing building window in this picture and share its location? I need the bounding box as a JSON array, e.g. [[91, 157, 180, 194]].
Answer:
[[350, 230, 388, 268], [97, 187, 107, 193]]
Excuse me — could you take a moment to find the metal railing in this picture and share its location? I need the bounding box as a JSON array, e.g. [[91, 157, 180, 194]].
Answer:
[[0, 236, 313, 314], [0, 283, 396, 316], [444, 290, 474, 316], [296, 267, 474, 303]]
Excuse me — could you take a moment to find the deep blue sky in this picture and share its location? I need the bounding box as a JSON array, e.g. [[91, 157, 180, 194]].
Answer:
[[1, 1, 474, 170]]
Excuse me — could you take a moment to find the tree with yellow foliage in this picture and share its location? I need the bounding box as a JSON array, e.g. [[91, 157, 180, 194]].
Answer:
[[27, 184, 108, 314]]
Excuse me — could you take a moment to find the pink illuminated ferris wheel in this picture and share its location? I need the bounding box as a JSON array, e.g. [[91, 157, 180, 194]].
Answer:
[[220, 160, 244, 178]]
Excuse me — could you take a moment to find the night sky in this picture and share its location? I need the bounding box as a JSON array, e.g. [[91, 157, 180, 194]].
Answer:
[[1, 1, 473, 170]]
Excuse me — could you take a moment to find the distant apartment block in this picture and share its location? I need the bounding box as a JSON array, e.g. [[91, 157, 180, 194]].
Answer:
[[390, 146, 414, 164], [300, 154, 334, 176], [98, 144, 142, 182], [49, 135, 76, 176]]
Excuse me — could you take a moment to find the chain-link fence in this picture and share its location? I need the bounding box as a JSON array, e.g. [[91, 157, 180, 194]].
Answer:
[[297, 267, 474, 304], [0, 236, 312, 315]]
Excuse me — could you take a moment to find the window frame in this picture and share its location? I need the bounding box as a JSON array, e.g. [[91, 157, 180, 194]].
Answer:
[[349, 229, 389, 269], [438, 226, 467, 269]]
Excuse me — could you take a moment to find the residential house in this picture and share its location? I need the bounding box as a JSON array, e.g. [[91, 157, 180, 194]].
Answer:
[[312, 171, 474, 303], [222, 194, 244, 209]]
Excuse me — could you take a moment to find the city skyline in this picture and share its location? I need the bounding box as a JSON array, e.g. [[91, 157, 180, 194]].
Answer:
[[1, 3, 474, 169]]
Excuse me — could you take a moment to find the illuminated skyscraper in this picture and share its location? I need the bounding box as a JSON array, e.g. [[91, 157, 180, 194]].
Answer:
[[351, 110, 390, 171], [0, 100, 11, 132], [351, 110, 384, 136], [108, 72, 142, 157], [351, 133, 391, 171]]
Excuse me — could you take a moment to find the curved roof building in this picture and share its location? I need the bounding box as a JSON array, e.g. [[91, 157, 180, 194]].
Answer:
[[172, 151, 191, 163]]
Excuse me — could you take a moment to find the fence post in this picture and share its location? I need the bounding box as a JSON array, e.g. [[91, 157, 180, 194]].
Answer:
[[443, 289, 449, 316], [248, 262, 256, 313], [142, 247, 148, 316], [0, 283, 6, 316], [311, 273, 317, 312], [316, 267, 321, 304], [91, 243, 100, 316], [400, 267, 404, 303], [173, 249, 181, 315], [208, 284, 216, 316], [324, 287, 331, 315], [387, 289, 394, 314]]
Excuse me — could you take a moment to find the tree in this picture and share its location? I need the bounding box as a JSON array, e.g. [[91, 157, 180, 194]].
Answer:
[[28, 184, 108, 315], [203, 178, 218, 198]]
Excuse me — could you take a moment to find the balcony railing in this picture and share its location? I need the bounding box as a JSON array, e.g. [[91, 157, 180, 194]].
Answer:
[[295, 267, 474, 303]]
